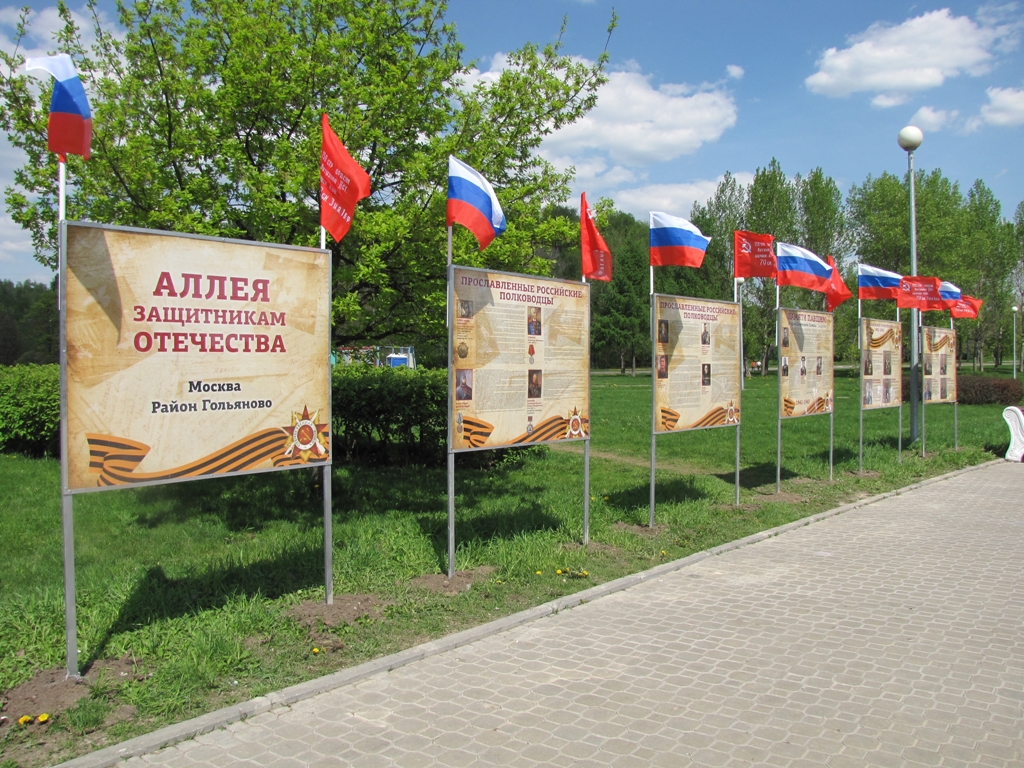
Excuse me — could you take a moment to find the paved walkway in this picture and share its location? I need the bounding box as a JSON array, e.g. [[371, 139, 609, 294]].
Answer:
[[124, 462, 1024, 767]]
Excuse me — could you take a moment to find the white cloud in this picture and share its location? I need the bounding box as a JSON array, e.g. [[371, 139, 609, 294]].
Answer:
[[612, 173, 755, 220], [980, 85, 1024, 125], [542, 68, 737, 165], [909, 105, 958, 131], [726, 64, 744, 80], [806, 8, 1021, 107], [0, 4, 113, 64]]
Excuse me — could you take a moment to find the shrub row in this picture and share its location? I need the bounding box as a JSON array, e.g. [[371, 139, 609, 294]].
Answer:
[[900, 374, 1022, 406], [0, 364, 60, 457], [331, 364, 447, 465]]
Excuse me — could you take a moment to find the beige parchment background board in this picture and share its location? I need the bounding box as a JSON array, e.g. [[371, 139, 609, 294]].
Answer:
[[860, 317, 902, 410], [63, 223, 331, 492], [778, 308, 834, 419], [450, 267, 590, 451], [653, 295, 740, 433], [922, 326, 957, 404]]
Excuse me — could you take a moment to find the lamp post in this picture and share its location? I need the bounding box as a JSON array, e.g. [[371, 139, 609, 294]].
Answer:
[[899, 126, 923, 442], [1014, 306, 1019, 381], [735, 277, 746, 388]]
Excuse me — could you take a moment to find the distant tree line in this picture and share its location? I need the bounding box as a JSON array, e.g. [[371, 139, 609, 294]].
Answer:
[[0, 279, 58, 365]]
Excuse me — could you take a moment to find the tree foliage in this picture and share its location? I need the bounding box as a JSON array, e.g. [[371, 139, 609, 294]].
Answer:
[[0, 0, 612, 347]]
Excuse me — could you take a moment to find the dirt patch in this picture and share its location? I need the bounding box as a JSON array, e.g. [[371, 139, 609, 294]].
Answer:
[[409, 566, 496, 596], [613, 522, 669, 537], [0, 656, 144, 739], [847, 470, 881, 478], [790, 477, 816, 485], [287, 594, 391, 630]]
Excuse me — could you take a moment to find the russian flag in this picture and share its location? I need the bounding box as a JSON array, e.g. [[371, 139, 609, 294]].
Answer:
[[447, 156, 506, 250], [776, 243, 832, 293], [857, 263, 902, 300], [24, 54, 92, 159], [939, 281, 961, 307], [649, 212, 710, 268]]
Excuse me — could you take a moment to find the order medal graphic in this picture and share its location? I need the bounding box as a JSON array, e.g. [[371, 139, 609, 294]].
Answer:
[[282, 406, 329, 461]]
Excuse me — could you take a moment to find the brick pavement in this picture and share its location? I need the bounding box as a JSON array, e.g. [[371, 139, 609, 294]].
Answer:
[[117, 462, 1024, 766]]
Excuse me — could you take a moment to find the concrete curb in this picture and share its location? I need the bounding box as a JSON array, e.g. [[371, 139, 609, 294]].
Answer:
[[54, 457, 1003, 768]]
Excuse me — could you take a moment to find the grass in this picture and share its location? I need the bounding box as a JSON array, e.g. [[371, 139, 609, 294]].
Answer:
[[0, 369, 1014, 766]]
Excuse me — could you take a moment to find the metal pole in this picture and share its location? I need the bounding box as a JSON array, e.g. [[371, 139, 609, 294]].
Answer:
[[738, 281, 745, 390], [776, 308, 782, 494], [829, 409, 834, 482], [323, 466, 333, 604], [446, 229, 455, 578], [1014, 311, 1017, 380], [58, 191, 77, 678], [649, 266, 657, 527], [908, 150, 920, 443], [734, 423, 741, 506], [858, 313, 864, 474], [920, 320, 926, 458], [952, 316, 959, 450], [583, 440, 591, 545], [898, 403, 903, 463], [62, 494, 78, 678]]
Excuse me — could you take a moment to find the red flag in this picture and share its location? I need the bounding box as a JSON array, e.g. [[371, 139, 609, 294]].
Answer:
[[320, 113, 371, 243], [897, 276, 946, 310], [825, 255, 852, 312], [950, 295, 983, 319], [734, 230, 776, 278], [581, 192, 611, 281]]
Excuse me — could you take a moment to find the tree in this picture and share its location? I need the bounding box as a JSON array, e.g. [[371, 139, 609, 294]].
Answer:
[[744, 158, 797, 374], [0, 0, 612, 348], [590, 210, 649, 374]]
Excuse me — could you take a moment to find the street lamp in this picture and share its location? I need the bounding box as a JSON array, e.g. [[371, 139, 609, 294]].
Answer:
[[899, 125, 923, 442], [1014, 306, 1019, 381]]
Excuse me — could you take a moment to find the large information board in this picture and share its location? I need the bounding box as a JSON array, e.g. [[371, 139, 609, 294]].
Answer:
[[653, 295, 741, 433], [922, 326, 957, 403], [860, 318, 902, 409], [449, 266, 590, 451], [778, 308, 834, 419], [63, 222, 331, 492]]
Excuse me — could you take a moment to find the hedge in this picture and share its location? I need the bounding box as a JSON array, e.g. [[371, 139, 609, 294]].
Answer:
[[901, 374, 1022, 406], [331, 364, 447, 465], [0, 364, 60, 456]]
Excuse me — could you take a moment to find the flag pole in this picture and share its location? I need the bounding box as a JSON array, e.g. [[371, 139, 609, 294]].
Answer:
[[647, 266, 655, 528], [583, 267, 590, 546], [447, 226, 456, 577], [319, 223, 332, 604]]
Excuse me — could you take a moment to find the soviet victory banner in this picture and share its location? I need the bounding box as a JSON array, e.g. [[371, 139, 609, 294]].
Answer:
[[860, 318, 902, 409], [778, 309, 834, 418], [63, 223, 331, 492], [450, 267, 590, 451], [653, 296, 741, 433]]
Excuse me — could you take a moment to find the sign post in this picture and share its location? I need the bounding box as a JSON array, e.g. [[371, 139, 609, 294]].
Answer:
[[447, 266, 591, 576], [650, 294, 743, 519], [60, 222, 332, 677], [776, 308, 835, 492]]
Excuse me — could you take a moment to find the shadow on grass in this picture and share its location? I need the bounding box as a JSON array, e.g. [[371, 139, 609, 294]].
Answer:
[[609, 475, 711, 521], [133, 469, 323, 531], [87, 542, 323, 665], [715, 462, 797, 489]]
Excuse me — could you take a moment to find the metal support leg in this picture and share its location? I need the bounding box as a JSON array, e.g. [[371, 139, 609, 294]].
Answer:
[[734, 424, 741, 506], [583, 439, 591, 545], [62, 493, 79, 678], [829, 409, 834, 482], [447, 451, 455, 578], [649, 432, 656, 527], [323, 464, 333, 605]]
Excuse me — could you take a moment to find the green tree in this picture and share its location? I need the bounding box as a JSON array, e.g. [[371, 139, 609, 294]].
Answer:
[[0, 0, 612, 348], [744, 158, 797, 374]]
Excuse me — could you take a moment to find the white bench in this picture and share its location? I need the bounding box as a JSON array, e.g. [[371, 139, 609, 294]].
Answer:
[[1004, 406, 1024, 462]]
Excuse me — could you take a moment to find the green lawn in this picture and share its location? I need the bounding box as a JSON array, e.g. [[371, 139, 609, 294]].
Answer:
[[0, 371, 1013, 766]]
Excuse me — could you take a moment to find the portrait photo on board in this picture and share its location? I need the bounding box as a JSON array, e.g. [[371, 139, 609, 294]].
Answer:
[[656, 355, 668, 379], [864, 354, 873, 376], [781, 357, 789, 377], [527, 307, 542, 336], [701, 363, 711, 386], [883, 351, 892, 376], [815, 356, 822, 376], [658, 319, 669, 344], [527, 369, 542, 399], [799, 356, 807, 377], [782, 327, 789, 347], [457, 300, 474, 319], [455, 369, 473, 401], [883, 379, 892, 404], [863, 385, 873, 406], [701, 323, 711, 346], [940, 354, 947, 375]]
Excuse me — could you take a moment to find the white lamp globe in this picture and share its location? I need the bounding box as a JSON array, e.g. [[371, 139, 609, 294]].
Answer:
[[898, 126, 924, 152]]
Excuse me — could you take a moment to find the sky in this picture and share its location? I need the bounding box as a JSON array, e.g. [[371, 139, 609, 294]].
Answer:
[[1, 0, 1023, 284]]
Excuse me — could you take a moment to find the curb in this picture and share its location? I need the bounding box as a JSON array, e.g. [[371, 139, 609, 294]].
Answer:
[[54, 457, 1004, 768]]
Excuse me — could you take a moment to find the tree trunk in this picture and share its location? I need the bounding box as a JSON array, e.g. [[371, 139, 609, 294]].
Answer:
[[631, 351, 636, 377], [620, 350, 626, 375]]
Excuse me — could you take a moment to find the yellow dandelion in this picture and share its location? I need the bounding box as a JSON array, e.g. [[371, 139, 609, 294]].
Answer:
[[312, 647, 320, 654], [18, 716, 32, 726], [37, 714, 49, 724], [556, 569, 562, 575], [604, 496, 610, 500], [535, 570, 542, 575], [661, 550, 667, 556], [582, 571, 589, 576]]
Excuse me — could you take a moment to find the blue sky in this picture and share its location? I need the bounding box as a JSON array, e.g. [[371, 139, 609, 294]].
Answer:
[[2, 1, 1023, 283]]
